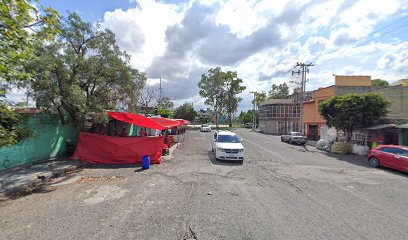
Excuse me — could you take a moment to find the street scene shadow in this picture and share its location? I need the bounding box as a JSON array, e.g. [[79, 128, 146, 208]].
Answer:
[[83, 163, 141, 169], [207, 151, 243, 166], [321, 152, 408, 178]]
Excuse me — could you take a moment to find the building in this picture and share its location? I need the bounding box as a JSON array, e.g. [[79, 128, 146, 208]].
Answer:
[[303, 75, 408, 145], [391, 79, 408, 86], [288, 88, 313, 103], [196, 108, 215, 123], [259, 99, 300, 135]]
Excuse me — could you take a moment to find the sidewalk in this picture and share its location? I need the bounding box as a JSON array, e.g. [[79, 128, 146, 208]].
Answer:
[[0, 159, 83, 200]]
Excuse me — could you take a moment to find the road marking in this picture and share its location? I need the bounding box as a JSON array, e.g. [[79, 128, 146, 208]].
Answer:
[[240, 136, 291, 162]]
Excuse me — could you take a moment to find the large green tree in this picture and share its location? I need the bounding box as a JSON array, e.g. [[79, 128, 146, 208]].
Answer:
[[371, 79, 389, 87], [223, 71, 246, 127], [198, 67, 225, 128], [28, 13, 146, 127], [0, 0, 59, 89], [198, 67, 246, 128], [319, 93, 390, 142], [173, 103, 196, 121], [268, 83, 289, 99]]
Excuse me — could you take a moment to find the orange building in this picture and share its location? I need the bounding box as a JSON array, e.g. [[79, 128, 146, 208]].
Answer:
[[303, 86, 336, 140], [304, 75, 372, 140]]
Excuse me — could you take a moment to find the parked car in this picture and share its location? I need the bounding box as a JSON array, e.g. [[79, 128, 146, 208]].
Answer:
[[200, 124, 211, 132], [281, 132, 307, 145], [212, 131, 245, 161], [368, 145, 408, 172]]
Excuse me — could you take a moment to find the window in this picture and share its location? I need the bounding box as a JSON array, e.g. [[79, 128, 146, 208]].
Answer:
[[379, 147, 400, 154], [398, 149, 408, 157], [217, 135, 240, 143]]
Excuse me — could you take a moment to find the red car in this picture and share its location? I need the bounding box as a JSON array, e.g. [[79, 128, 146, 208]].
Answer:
[[368, 145, 408, 172]]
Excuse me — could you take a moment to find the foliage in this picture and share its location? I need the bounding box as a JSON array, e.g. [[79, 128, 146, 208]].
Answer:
[[239, 110, 258, 124], [319, 93, 390, 142], [0, 0, 60, 87], [27, 13, 146, 127], [156, 109, 173, 118], [173, 103, 196, 121], [0, 101, 33, 146], [371, 79, 389, 87], [252, 92, 266, 107], [268, 83, 289, 99], [138, 85, 174, 112], [198, 67, 246, 127], [223, 71, 246, 127]]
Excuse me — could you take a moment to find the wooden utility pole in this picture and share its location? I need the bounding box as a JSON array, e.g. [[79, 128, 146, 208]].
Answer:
[[250, 91, 257, 131], [292, 62, 314, 134]]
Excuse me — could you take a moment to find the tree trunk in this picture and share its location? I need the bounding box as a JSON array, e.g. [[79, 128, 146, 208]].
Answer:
[[228, 112, 232, 128], [345, 129, 353, 142]]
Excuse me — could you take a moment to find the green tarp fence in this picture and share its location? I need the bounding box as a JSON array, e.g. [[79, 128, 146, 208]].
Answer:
[[0, 114, 79, 171]]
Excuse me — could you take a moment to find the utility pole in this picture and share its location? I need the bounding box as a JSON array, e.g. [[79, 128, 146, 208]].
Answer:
[[250, 91, 257, 131], [292, 62, 314, 134], [158, 76, 163, 109]]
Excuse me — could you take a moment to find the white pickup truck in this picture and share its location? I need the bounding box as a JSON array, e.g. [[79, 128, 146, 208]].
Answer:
[[281, 132, 307, 145]]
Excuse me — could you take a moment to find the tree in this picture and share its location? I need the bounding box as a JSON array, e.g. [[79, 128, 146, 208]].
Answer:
[[372, 79, 389, 87], [27, 13, 146, 127], [198, 67, 246, 128], [223, 71, 246, 127], [173, 103, 196, 121], [239, 110, 253, 124], [0, 0, 59, 89], [252, 92, 267, 108], [198, 67, 225, 128], [319, 93, 390, 142], [268, 83, 289, 99], [0, 101, 33, 146], [138, 85, 174, 113]]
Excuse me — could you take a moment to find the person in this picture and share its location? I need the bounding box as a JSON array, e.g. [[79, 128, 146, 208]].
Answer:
[[139, 128, 147, 137], [120, 127, 128, 137]]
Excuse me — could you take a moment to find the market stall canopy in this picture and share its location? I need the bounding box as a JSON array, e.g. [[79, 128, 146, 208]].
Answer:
[[174, 119, 189, 125], [150, 117, 181, 128], [108, 111, 166, 130]]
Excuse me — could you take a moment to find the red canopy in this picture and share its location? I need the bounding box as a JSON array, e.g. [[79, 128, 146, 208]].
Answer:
[[174, 119, 189, 125], [150, 117, 181, 128], [108, 111, 166, 130]]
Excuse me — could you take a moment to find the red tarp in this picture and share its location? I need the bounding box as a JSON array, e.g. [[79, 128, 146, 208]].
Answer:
[[72, 132, 165, 164], [108, 111, 166, 130], [174, 119, 189, 125], [150, 117, 181, 128]]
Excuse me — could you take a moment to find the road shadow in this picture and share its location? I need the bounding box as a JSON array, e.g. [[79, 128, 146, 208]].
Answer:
[[207, 151, 243, 166], [320, 151, 408, 177], [83, 163, 141, 169]]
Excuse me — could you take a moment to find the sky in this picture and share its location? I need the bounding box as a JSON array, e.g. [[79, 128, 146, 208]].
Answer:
[[7, 0, 408, 111]]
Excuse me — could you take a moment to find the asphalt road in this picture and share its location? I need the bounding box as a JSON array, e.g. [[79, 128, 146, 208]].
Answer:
[[1, 129, 408, 240]]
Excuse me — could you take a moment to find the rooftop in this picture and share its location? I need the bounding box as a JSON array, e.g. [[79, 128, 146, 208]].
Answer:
[[260, 98, 293, 106]]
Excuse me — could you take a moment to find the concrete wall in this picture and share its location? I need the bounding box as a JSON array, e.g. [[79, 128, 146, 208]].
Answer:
[[0, 114, 79, 171], [259, 120, 278, 134], [304, 86, 336, 124], [336, 86, 408, 120]]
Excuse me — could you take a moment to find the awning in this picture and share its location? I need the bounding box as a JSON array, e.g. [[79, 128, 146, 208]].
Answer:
[[397, 123, 408, 129], [175, 119, 190, 125], [107, 111, 166, 130], [365, 124, 397, 130], [150, 117, 181, 128]]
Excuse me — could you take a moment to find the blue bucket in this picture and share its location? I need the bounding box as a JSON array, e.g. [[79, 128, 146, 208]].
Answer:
[[142, 155, 150, 169]]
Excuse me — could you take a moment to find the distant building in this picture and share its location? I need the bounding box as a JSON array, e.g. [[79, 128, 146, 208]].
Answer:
[[391, 79, 408, 86], [259, 99, 300, 135], [196, 108, 215, 123], [288, 87, 313, 103]]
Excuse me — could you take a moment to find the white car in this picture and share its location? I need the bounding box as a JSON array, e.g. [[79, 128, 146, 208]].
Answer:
[[200, 124, 211, 132], [212, 131, 245, 161]]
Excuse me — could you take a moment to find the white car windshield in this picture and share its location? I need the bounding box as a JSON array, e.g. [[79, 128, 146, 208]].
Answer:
[[218, 135, 240, 143], [291, 132, 302, 136], [202, 124, 209, 127]]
